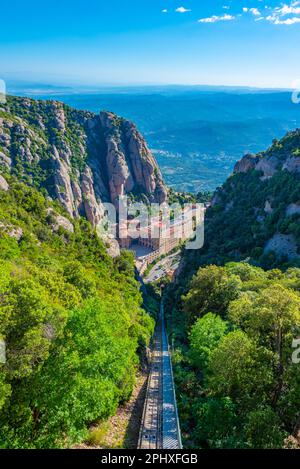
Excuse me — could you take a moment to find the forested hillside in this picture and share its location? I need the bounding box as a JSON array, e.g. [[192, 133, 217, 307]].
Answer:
[[165, 263, 300, 448], [182, 129, 300, 281], [0, 174, 154, 448], [164, 128, 300, 449]]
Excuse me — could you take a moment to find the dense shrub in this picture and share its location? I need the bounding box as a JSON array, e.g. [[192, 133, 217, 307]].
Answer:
[[167, 263, 300, 449], [0, 179, 154, 448]]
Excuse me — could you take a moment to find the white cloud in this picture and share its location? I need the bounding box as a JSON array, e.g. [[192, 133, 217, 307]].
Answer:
[[243, 7, 261, 15], [265, 1, 300, 25], [267, 14, 300, 24], [249, 8, 261, 16], [240, 2, 300, 25], [162, 9, 168, 13], [276, 4, 300, 14], [198, 14, 235, 23], [198, 2, 300, 26], [175, 6, 191, 13], [284, 16, 300, 23], [223, 5, 230, 9]]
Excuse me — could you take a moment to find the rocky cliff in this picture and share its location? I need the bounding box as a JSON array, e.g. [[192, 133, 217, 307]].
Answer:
[[0, 96, 167, 227], [183, 128, 300, 276], [233, 129, 300, 179]]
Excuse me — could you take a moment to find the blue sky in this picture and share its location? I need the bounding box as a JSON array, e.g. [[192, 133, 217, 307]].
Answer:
[[1, 0, 300, 88]]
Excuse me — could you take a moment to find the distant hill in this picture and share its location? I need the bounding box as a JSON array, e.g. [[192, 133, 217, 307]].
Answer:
[[10, 86, 300, 192]]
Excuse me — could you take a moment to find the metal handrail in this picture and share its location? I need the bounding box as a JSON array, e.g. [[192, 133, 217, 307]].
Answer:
[[161, 302, 183, 449]]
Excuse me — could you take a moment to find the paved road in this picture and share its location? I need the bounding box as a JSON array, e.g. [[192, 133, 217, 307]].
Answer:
[[144, 251, 181, 283]]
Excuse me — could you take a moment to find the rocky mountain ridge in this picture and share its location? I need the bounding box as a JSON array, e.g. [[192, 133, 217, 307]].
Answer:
[[233, 129, 300, 179], [0, 96, 167, 230], [182, 128, 300, 276]]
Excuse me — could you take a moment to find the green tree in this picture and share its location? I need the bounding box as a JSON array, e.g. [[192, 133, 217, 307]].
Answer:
[[189, 313, 228, 371], [244, 406, 287, 449], [183, 265, 241, 325], [229, 284, 300, 407], [193, 397, 240, 448], [208, 330, 274, 410]]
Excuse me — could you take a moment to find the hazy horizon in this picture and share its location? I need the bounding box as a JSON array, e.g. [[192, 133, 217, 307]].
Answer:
[[7, 82, 298, 194], [4, 78, 296, 95]]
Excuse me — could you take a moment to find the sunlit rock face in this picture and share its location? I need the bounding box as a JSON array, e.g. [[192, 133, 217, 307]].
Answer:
[[0, 96, 168, 225], [234, 129, 300, 179]]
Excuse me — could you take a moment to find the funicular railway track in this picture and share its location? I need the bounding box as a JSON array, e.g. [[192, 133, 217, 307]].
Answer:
[[138, 318, 163, 449], [138, 302, 182, 449]]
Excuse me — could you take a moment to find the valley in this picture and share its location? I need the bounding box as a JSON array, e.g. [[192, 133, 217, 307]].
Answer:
[[0, 93, 300, 450], [2, 0, 300, 456], [10, 85, 300, 193]]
